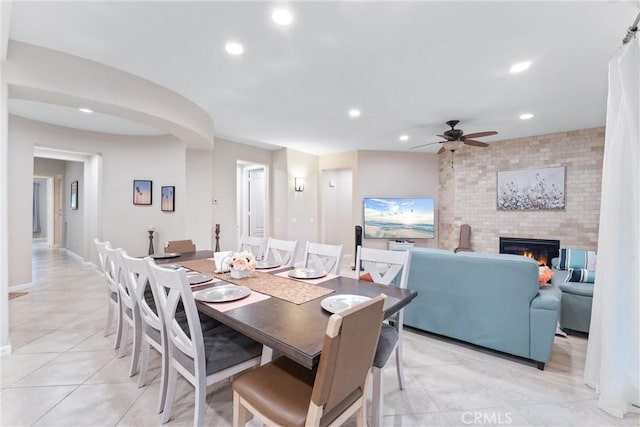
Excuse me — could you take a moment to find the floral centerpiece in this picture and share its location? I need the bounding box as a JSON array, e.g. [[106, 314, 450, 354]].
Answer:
[[225, 251, 257, 279]]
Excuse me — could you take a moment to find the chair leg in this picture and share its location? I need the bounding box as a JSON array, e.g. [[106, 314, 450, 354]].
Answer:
[[117, 322, 129, 358], [114, 300, 123, 350], [233, 391, 248, 427], [158, 343, 168, 414], [128, 319, 141, 377], [137, 342, 150, 388], [372, 366, 383, 427], [194, 372, 207, 427], [161, 366, 177, 424], [395, 337, 405, 390]]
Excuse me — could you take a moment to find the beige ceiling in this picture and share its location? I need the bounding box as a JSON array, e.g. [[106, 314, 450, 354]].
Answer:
[[7, 1, 639, 154]]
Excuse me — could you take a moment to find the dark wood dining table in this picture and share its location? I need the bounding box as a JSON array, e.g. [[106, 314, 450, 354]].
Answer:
[[158, 250, 417, 369]]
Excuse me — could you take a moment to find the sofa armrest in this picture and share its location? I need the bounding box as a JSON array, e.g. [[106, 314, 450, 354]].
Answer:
[[530, 286, 562, 363]]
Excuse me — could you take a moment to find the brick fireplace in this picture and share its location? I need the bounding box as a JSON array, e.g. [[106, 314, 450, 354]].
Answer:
[[499, 237, 560, 267]]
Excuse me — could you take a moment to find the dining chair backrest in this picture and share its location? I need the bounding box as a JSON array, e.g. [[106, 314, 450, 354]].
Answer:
[[303, 242, 344, 274], [238, 235, 266, 260], [93, 238, 111, 274], [122, 253, 161, 342], [310, 294, 386, 420], [355, 246, 411, 288], [165, 240, 196, 254], [103, 245, 125, 296], [264, 238, 298, 267]]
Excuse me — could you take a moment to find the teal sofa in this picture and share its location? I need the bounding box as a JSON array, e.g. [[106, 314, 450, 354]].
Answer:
[[403, 247, 561, 369], [550, 258, 593, 333]]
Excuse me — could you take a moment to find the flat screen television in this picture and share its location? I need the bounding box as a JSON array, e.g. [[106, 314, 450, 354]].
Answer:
[[363, 198, 435, 239]]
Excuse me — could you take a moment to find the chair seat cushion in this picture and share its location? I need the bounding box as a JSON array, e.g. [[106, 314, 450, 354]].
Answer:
[[373, 324, 398, 368], [201, 324, 262, 375], [559, 281, 594, 297], [233, 357, 315, 427]]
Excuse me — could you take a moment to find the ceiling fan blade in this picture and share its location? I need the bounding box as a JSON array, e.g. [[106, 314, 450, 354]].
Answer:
[[437, 134, 455, 141], [409, 141, 440, 150], [462, 131, 498, 139], [437, 146, 446, 154], [464, 139, 489, 147]]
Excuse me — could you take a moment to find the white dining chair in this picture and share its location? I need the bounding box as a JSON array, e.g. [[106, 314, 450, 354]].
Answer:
[[94, 238, 120, 339], [238, 235, 266, 260], [98, 240, 124, 350], [146, 260, 263, 427], [106, 246, 142, 375], [264, 238, 299, 267], [302, 241, 344, 274], [122, 253, 168, 413], [355, 245, 412, 427]]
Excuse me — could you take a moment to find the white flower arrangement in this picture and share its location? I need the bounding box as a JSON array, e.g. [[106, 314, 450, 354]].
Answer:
[[225, 251, 257, 272]]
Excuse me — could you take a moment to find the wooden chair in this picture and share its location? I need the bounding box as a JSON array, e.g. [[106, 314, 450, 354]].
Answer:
[[121, 253, 167, 413], [164, 239, 196, 254], [454, 224, 472, 253], [94, 238, 120, 339], [355, 246, 412, 427], [302, 241, 344, 274], [264, 238, 299, 267], [147, 260, 262, 427], [238, 235, 266, 260], [233, 294, 386, 427]]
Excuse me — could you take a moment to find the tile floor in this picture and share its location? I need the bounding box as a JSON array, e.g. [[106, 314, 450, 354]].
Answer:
[[1, 245, 637, 426]]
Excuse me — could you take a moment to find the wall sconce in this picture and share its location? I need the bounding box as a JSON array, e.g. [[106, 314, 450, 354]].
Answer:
[[294, 177, 305, 192]]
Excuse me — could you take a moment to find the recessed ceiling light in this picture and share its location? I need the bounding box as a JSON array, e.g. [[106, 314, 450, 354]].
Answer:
[[399, 135, 409, 142], [272, 9, 293, 26], [348, 109, 361, 118], [510, 61, 531, 74], [78, 107, 93, 114], [520, 113, 534, 120], [225, 42, 244, 55]]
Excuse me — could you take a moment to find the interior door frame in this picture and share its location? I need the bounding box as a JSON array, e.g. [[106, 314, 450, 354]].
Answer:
[[237, 161, 269, 243]]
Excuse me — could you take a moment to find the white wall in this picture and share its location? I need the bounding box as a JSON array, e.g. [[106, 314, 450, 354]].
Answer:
[[286, 149, 319, 257], [32, 177, 48, 238], [185, 148, 213, 251], [63, 161, 84, 256], [356, 151, 440, 250], [321, 169, 353, 260]]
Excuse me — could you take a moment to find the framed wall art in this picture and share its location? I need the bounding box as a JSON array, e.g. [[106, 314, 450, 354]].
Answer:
[[133, 180, 152, 205], [161, 186, 175, 212], [70, 180, 78, 210], [497, 166, 565, 210]]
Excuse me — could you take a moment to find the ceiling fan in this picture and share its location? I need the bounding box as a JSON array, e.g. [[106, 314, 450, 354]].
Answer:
[[410, 120, 498, 154]]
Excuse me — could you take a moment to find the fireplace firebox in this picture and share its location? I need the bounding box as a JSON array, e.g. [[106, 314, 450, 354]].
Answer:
[[499, 237, 560, 267]]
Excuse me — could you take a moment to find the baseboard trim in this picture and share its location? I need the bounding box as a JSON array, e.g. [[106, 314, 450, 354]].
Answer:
[[62, 248, 83, 261], [9, 282, 33, 292]]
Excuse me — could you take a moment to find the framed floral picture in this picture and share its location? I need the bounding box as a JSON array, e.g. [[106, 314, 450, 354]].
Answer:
[[497, 166, 565, 210], [133, 180, 152, 205], [161, 186, 175, 212]]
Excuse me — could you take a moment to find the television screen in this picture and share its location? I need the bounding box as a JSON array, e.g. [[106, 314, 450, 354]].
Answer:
[[363, 198, 435, 239]]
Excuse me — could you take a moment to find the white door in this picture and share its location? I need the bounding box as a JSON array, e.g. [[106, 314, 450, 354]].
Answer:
[[248, 168, 265, 237]]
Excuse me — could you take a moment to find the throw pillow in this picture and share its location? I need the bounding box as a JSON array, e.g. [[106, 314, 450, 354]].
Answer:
[[558, 248, 597, 270], [360, 272, 374, 282], [538, 266, 554, 286], [566, 268, 596, 283]]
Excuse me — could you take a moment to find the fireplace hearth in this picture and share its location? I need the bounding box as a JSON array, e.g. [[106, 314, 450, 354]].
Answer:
[[499, 237, 560, 267]]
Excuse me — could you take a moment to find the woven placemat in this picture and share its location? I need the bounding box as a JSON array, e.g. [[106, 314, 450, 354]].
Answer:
[[180, 259, 335, 305]]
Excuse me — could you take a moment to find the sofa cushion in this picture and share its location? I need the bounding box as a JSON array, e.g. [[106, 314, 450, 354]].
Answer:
[[566, 268, 596, 283], [559, 281, 594, 297], [558, 248, 597, 270]]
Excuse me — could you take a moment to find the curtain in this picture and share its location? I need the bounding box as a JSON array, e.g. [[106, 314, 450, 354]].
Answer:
[[584, 37, 639, 418], [32, 182, 41, 234]]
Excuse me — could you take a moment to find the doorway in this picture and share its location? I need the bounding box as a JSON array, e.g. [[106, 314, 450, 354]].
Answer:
[[237, 162, 269, 244]]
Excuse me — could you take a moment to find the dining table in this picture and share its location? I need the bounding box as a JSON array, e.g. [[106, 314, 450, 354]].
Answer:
[[155, 250, 418, 369]]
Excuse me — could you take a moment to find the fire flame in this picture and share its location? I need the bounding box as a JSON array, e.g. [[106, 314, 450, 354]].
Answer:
[[523, 251, 547, 266]]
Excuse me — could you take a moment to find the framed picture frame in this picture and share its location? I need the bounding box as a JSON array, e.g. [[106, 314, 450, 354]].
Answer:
[[133, 180, 152, 205], [70, 180, 78, 210], [161, 186, 175, 212], [497, 166, 565, 210]]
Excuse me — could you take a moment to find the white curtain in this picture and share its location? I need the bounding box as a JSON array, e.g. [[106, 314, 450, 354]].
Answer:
[[584, 36, 639, 418]]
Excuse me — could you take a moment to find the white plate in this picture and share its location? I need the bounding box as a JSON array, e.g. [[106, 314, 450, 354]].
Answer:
[[187, 273, 213, 285], [151, 252, 181, 259], [194, 284, 251, 303], [255, 261, 281, 270], [321, 294, 371, 314], [159, 263, 180, 270], [288, 268, 327, 279]]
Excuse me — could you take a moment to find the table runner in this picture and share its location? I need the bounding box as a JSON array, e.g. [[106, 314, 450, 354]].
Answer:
[[179, 260, 334, 304]]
